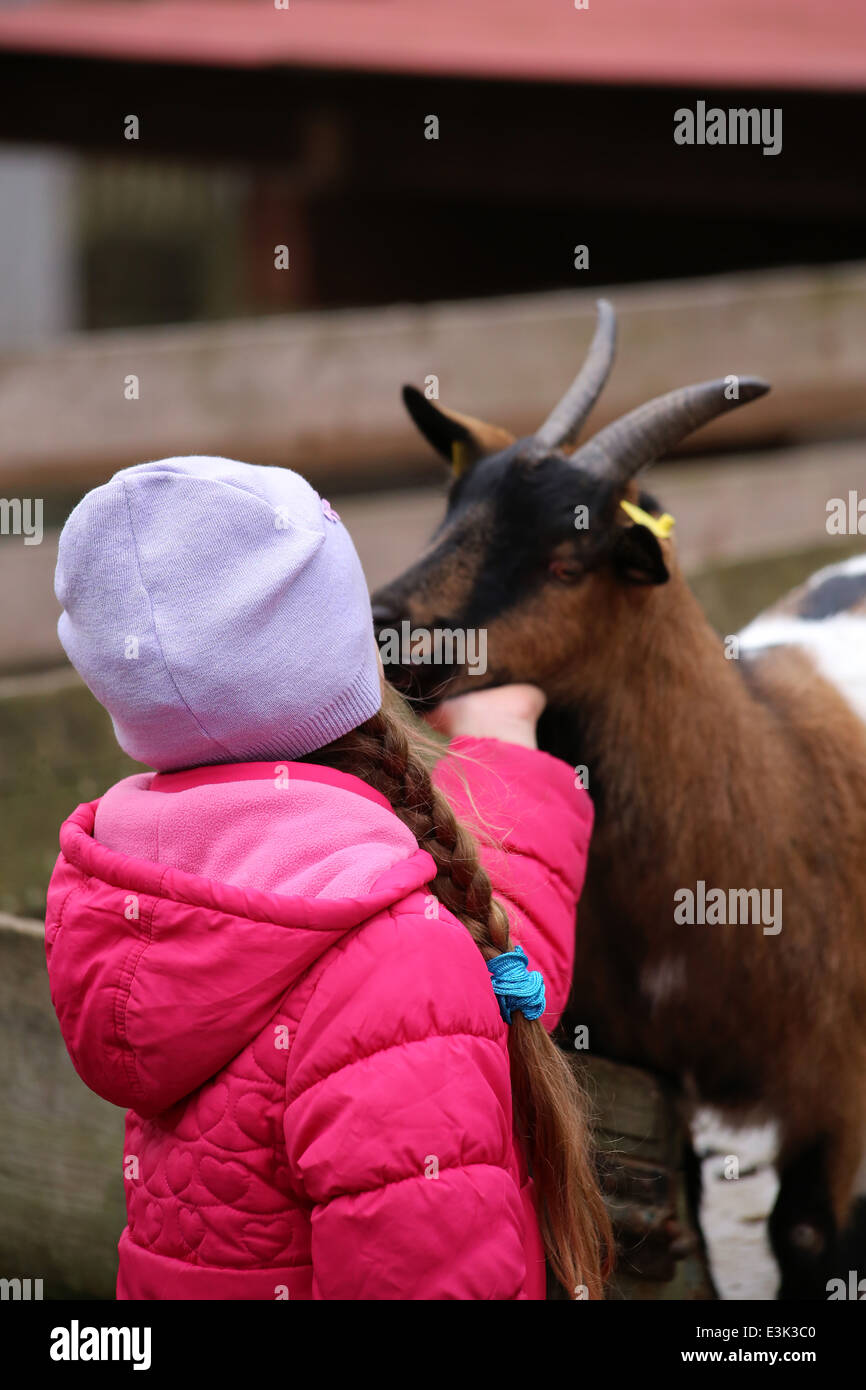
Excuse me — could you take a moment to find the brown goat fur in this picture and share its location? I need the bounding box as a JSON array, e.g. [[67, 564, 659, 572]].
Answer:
[[373, 354, 866, 1297], [562, 554, 866, 1209]]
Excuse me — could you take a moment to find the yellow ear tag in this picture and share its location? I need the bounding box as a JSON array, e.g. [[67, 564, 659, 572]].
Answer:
[[620, 499, 676, 539], [450, 440, 470, 477]]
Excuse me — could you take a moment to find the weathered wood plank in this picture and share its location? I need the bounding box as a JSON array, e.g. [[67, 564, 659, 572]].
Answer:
[[2, 263, 865, 490], [0, 674, 136, 916], [0, 912, 125, 1299], [4, 437, 862, 675]]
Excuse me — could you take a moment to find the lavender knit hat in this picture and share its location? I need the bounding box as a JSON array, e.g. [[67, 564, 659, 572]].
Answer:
[[55, 456, 382, 771]]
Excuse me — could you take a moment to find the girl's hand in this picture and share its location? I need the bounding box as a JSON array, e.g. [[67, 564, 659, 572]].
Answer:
[[425, 684, 547, 750]]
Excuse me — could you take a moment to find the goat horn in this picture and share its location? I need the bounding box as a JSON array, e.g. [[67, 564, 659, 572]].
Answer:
[[572, 376, 770, 486], [533, 299, 617, 452]]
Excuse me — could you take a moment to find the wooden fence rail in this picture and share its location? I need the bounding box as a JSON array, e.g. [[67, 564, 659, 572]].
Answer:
[[0, 913, 124, 1300], [3, 437, 863, 676], [1, 262, 866, 491]]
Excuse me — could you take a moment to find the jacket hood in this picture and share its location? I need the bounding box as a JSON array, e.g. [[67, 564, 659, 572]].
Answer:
[[45, 763, 435, 1117]]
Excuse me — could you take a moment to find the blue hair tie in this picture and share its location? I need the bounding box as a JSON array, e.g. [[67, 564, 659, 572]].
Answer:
[[487, 945, 546, 1025]]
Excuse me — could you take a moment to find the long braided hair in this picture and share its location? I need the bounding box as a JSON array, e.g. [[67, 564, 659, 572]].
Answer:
[[300, 683, 612, 1298]]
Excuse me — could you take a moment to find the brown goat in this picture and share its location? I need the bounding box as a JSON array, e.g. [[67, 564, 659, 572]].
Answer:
[[371, 303, 866, 1299]]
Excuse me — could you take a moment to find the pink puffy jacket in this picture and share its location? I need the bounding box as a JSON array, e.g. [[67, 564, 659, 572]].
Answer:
[[45, 736, 592, 1300]]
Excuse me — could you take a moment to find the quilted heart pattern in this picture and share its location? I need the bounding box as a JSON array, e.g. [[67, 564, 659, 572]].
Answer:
[[124, 1001, 309, 1272]]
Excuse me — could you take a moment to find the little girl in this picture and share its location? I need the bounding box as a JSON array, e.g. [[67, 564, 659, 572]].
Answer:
[[45, 455, 610, 1300]]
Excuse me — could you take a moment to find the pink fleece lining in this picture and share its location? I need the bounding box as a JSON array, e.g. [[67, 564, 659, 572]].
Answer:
[[150, 758, 394, 813], [63, 799, 437, 932], [97, 762, 420, 901]]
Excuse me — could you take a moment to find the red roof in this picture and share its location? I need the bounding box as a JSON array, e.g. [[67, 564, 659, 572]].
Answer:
[[0, 0, 864, 91]]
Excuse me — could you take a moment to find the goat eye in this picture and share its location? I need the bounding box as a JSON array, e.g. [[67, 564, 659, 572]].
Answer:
[[548, 559, 582, 584]]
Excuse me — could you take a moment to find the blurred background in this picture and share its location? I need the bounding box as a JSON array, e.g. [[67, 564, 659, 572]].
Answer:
[[1, 0, 865, 1300]]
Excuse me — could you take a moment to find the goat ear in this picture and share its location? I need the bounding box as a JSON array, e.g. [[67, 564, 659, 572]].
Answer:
[[611, 523, 670, 586], [402, 386, 514, 475]]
